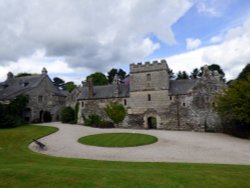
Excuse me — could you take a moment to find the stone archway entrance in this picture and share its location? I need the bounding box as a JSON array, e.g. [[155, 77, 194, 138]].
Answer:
[[24, 108, 32, 122], [147, 116, 157, 129]]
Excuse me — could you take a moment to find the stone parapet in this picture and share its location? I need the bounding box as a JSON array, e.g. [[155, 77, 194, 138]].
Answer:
[[130, 59, 168, 73]]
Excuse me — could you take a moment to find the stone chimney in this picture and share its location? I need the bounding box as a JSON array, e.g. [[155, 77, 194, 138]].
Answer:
[[7, 72, 14, 80], [41, 67, 48, 75], [87, 78, 94, 98], [113, 74, 120, 97]]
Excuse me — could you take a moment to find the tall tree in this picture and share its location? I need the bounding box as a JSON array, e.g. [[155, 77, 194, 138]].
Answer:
[[107, 68, 126, 83], [107, 68, 118, 83], [168, 69, 175, 79], [190, 68, 200, 79], [237, 63, 250, 80], [215, 76, 250, 130], [87, 72, 109, 86], [176, 71, 189, 80], [199, 64, 225, 80], [117, 69, 126, 80], [15, 73, 37, 77], [64, 82, 76, 92], [53, 77, 65, 89]]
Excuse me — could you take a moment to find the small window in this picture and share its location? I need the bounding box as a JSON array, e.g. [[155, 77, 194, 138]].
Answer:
[[146, 73, 151, 81], [124, 99, 127, 106], [38, 96, 43, 103], [81, 101, 85, 108], [183, 102, 186, 106], [148, 94, 151, 101], [169, 96, 172, 100]]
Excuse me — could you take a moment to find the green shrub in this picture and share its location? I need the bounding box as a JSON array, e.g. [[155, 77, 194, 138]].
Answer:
[[0, 95, 28, 128], [105, 102, 126, 126], [84, 113, 102, 126], [84, 114, 114, 128], [61, 106, 75, 123]]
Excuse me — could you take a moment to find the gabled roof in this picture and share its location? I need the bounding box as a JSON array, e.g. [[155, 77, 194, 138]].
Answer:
[[169, 79, 196, 95], [78, 84, 129, 100], [0, 74, 67, 100], [0, 75, 44, 100]]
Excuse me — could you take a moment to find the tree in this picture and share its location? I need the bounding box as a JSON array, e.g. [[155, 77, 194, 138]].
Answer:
[[64, 82, 76, 92], [53, 77, 65, 89], [105, 102, 126, 126], [215, 76, 250, 134], [168, 69, 175, 79], [190, 68, 200, 79], [15, 73, 35, 77], [237, 63, 250, 80], [87, 72, 109, 86], [107, 68, 126, 83], [0, 95, 29, 128], [107, 68, 118, 83], [176, 71, 189, 80], [199, 64, 225, 80]]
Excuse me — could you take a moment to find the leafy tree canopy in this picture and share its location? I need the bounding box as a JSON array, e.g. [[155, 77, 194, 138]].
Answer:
[[53, 77, 65, 88], [15, 73, 37, 77], [215, 76, 250, 128], [237, 63, 250, 81], [168, 69, 175, 79], [190, 68, 200, 79], [199, 64, 225, 78], [105, 102, 126, 125], [176, 71, 189, 80], [107, 68, 126, 83], [64, 82, 76, 93], [87, 72, 109, 86]]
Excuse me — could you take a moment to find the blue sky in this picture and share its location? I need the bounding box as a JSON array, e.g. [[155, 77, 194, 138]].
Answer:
[[0, 0, 250, 84]]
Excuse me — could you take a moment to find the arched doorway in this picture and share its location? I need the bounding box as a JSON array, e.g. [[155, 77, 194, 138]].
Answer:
[[147, 116, 157, 129]]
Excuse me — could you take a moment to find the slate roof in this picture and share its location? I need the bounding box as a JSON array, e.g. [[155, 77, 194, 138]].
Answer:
[[0, 75, 67, 100], [169, 79, 196, 95], [0, 75, 44, 100], [78, 84, 129, 100]]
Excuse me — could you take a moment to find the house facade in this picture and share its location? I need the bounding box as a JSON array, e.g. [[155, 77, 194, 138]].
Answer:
[[76, 60, 225, 132], [0, 68, 66, 122], [0, 60, 225, 132]]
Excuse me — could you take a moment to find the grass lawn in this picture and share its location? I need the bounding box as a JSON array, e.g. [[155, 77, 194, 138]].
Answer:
[[78, 133, 158, 147], [0, 125, 250, 188]]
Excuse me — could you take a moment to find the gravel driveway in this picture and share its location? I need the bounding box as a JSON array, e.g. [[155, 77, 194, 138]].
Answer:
[[29, 122, 250, 165]]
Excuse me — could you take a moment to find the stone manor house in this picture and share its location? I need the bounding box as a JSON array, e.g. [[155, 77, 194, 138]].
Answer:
[[0, 60, 225, 132]]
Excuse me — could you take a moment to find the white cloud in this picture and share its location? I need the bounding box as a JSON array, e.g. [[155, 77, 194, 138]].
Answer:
[[209, 36, 222, 44], [167, 18, 250, 81], [186, 38, 202, 50], [0, 0, 193, 82], [195, 0, 230, 17]]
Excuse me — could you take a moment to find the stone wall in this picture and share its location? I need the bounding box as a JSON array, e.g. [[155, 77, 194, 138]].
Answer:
[[78, 97, 128, 125]]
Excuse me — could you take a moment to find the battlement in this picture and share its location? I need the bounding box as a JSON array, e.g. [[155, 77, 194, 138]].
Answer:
[[130, 59, 169, 73]]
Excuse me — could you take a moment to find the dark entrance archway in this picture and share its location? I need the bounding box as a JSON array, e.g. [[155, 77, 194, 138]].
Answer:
[[24, 108, 31, 122], [39, 110, 44, 122], [147, 117, 157, 129]]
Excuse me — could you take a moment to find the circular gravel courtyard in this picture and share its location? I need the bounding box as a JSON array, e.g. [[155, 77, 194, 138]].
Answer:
[[29, 122, 250, 165]]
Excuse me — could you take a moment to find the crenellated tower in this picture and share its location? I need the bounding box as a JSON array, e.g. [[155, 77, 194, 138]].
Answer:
[[130, 59, 169, 91]]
